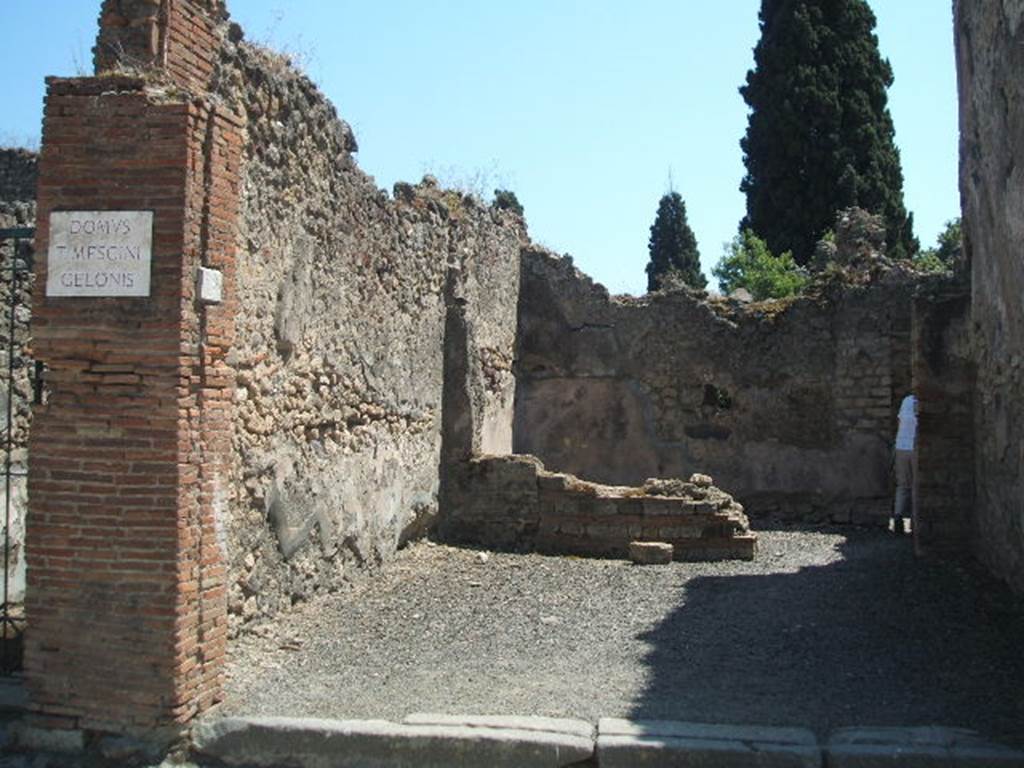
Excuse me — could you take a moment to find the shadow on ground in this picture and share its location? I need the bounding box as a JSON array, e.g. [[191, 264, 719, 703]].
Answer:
[[630, 526, 1024, 745]]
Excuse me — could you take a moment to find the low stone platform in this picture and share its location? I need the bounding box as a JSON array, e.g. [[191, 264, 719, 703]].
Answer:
[[441, 454, 756, 561]]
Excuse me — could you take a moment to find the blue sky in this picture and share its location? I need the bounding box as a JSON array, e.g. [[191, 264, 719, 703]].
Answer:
[[1, 2, 958, 296]]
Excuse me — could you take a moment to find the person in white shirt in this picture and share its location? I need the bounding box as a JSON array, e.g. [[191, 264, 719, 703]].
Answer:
[[892, 393, 917, 535]]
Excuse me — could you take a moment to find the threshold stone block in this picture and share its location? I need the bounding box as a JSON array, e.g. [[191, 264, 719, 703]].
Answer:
[[597, 718, 820, 768], [193, 715, 595, 768], [629, 541, 674, 565], [403, 712, 594, 740], [826, 726, 1024, 767]]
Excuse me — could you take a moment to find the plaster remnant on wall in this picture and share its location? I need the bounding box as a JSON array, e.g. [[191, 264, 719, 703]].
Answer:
[[956, 0, 1024, 591], [1002, 0, 1024, 36]]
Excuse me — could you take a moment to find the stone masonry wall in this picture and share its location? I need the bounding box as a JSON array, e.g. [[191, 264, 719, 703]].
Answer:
[[956, 1, 1024, 592], [515, 248, 917, 523], [912, 282, 975, 555], [0, 149, 38, 205], [210, 36, 523, 629], [0, 149, 37, 611]]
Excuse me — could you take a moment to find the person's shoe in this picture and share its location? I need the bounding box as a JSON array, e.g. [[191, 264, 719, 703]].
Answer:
[[893, 518, 905, 536]]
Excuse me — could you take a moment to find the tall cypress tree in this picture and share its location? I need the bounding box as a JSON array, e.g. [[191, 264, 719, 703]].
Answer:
[[646, 192, 706, 292], [739, 0, 917, 264]]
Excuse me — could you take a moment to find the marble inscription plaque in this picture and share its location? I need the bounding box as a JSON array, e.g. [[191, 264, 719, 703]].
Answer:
[[46, 211, 153, 297]]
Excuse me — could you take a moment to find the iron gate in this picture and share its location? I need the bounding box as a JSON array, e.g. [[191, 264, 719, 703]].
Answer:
[[0, 226, 35, 676]]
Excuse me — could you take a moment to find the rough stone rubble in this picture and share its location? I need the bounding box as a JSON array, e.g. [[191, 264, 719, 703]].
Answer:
[[0, 148, 37, 607]]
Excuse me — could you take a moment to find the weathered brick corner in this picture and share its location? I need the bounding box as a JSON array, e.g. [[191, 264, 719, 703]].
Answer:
[[94, 0, 227, 91], [25, 0, 242, 738]]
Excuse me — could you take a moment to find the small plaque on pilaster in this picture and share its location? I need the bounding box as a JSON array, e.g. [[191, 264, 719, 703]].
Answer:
[[198, 267, 223, 304], [46, 211, 153, 297]]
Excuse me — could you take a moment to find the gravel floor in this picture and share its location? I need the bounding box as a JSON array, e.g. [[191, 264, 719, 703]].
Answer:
[[222, 526, 1024, 745]]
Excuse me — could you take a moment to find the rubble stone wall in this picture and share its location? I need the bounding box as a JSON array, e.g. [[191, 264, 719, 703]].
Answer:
[[0, 149, 37, 609], [956, 1, 1024, 591], [515, 248, 916, 523], [210, 38, 522, 629], [0, 148, 38, 205]]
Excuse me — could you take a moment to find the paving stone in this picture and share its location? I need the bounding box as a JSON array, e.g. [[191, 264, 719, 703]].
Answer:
[[597, 718, 821, 767], [826, 726, 1024, 767], [193, 715, 595, 767]]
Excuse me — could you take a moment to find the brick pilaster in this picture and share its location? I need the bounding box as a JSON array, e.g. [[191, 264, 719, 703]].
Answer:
[[25, 68, 241, 734], [172, 96, 242, 723]]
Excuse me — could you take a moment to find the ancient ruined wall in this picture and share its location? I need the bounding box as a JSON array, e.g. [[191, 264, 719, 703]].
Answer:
[[443, 454, 755, 561], [0, 149, 38, 207], [0, 149, 37, 609], [912, 282, 975, 555], [956, 1, 1024, 591], [515, 249, 916, 522], [211, 37, 522, 628]]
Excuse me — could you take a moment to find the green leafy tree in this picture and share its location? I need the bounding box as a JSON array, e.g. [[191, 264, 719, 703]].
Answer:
[[914, 217, 962, 273], [739, 0, 917, 265], [714, 229, 808, 300], [646, 192, 706, 292], [912, 250, 947, 274], [934, 217, 962, 264], [492, 188, 524, 217]]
